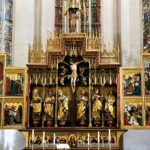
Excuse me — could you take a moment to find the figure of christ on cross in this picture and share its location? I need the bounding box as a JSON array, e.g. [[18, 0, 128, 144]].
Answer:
[[62, 59, 85, 93]]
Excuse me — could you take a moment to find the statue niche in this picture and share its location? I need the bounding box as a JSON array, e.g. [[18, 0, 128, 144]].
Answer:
[[62, 0, 88, 33]]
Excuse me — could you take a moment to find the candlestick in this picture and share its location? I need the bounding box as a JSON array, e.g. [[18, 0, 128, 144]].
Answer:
[[53, 133, 56, 145], [88, 133, 90, 146], [98, 131, 100, 144], [32, 129, 34, 142]]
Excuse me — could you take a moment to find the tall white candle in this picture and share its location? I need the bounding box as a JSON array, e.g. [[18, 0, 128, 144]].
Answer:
[[43, 131, 45, 144], [108, 129, 111, 142], [98, 131, 100, 144], [53, 133, 56, 145], [32, 143, 33, 150], [88, 133, 90, 145], [32, 129, 34, 142]]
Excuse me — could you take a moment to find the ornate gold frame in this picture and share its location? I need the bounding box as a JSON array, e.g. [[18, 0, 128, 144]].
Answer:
[[121, 98, 144, 129], [120, 67, 143, 98], [0, 54, 27, 129], [144, 98, 150, 128], [142, 54, 150, 97], [2, 98, 25, 129], [120, 67, 144, 129], [4, 68, 26, 97], [0, 54, 6, 97], [22, 130, 123, 149]]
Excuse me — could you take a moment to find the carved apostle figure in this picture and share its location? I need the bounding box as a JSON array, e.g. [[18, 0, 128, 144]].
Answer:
[[105, 89, 116, 118], [92, 89, 102, 120], [30, 88, 42, 126], [76, 90, 88, 122], [44, 89, 55, 126], [57, 89, 69, 120]]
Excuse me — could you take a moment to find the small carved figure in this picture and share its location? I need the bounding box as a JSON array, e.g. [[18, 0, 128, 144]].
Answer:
[[111, 136, 115, 144], [59, 66, 69, 85], [48, 136, 53, 144], [78, 67, 87, 86], [78, 136, 84, 145], [35, 136, 42, 145]]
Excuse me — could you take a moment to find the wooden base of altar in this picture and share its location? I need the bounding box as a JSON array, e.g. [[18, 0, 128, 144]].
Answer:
[[23, 147, 120, 150], [21, 129, 125, 150]]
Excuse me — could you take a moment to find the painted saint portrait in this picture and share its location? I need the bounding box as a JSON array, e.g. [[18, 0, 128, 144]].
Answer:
[[145, 102, 150, 126], [0, 55, 5, 96], [124, 102, 142, 126], [123, 70, 141, 96], [4, 102, 23, 126], [5, 71, 25, 96], [144, 61, 150, 95]]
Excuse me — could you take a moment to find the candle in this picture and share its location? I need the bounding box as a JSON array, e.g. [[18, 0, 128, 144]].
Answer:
[[32, 129, 34, 142], [98, 131, 100, 144], [53, 133, 56, 145], [32, 143, 33, 150], [88, 133, 90, 145], [108, 129, 111, 142], [43, 131, 45, 144]]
